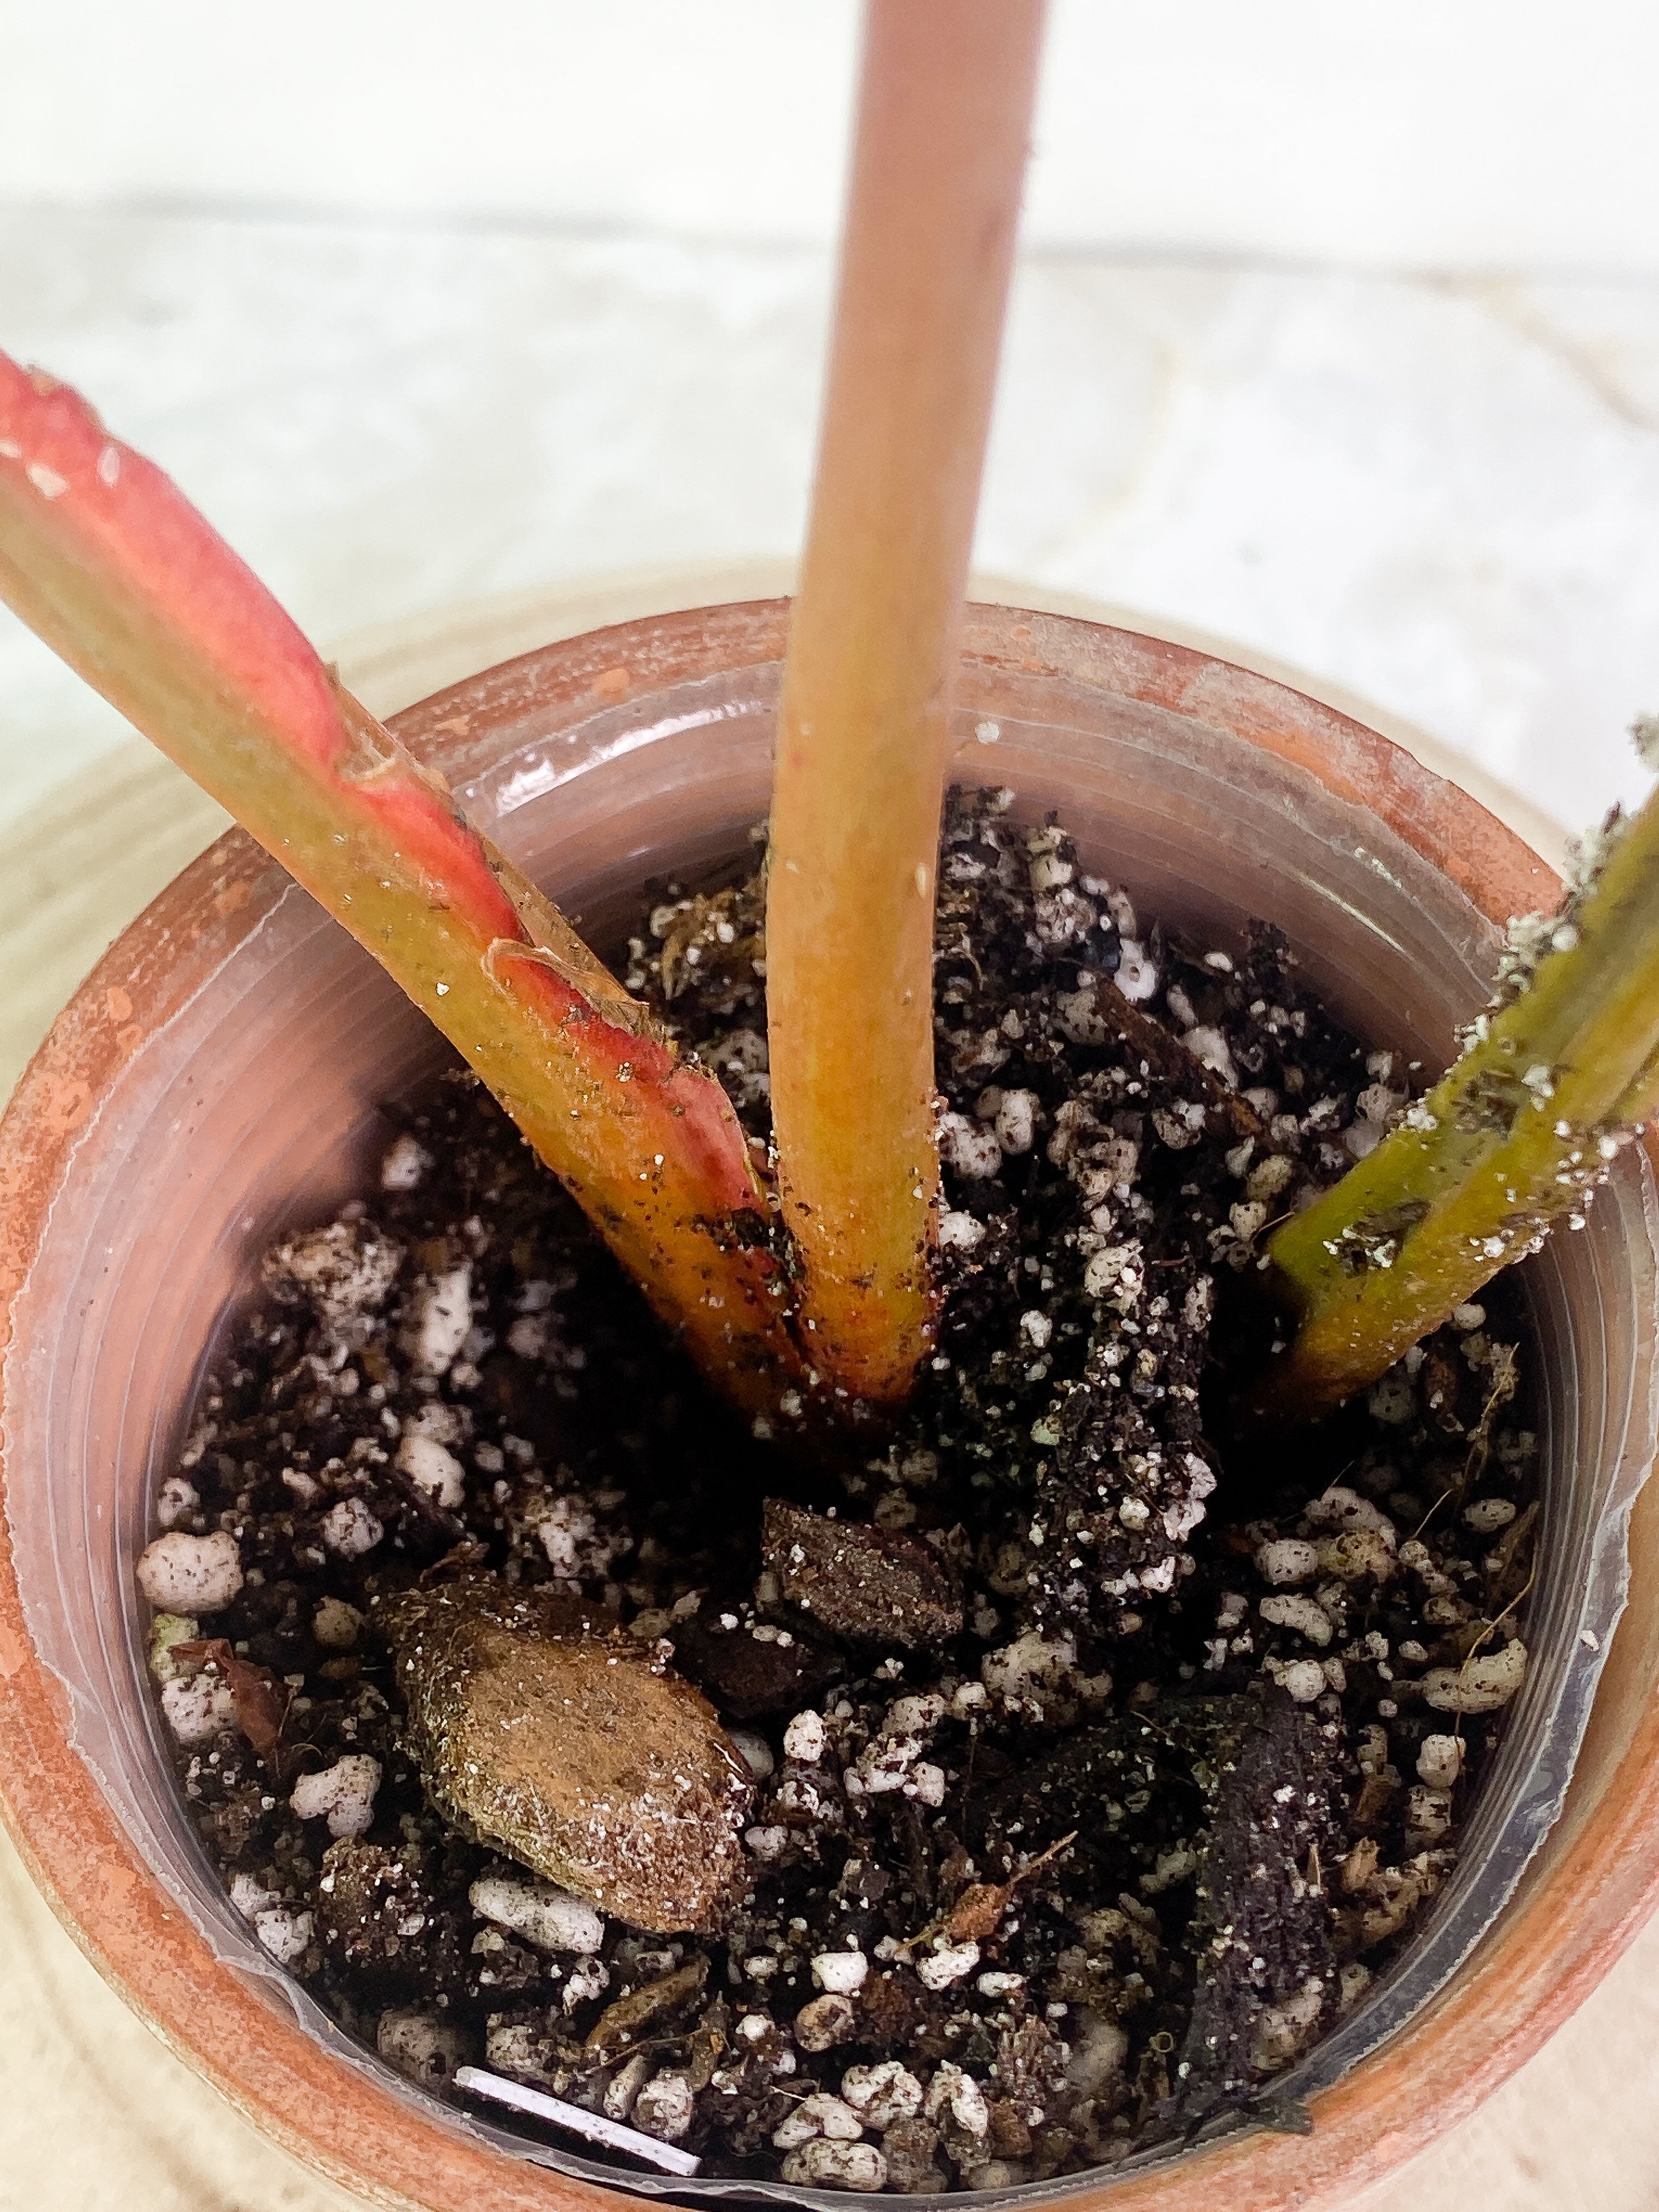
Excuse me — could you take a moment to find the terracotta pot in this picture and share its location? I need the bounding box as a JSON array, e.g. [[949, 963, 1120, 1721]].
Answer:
[[2, 601, 1656, 2212]]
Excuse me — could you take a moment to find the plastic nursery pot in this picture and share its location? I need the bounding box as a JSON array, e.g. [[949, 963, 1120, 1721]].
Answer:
[[2, 601, 1657, 2212]]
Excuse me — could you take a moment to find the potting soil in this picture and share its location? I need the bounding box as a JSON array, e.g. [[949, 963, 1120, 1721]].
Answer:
[[138, 789, 1539, 2190]]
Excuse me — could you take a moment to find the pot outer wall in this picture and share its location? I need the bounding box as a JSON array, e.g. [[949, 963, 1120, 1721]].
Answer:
[[0, 601, 1656, 2212]]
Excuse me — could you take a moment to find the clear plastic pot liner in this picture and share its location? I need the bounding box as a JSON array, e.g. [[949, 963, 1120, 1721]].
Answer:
[[9, 656, 1657, 2209]]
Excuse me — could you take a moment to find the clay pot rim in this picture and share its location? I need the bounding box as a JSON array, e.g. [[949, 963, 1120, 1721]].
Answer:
[[0, 599, 1654, 2212]]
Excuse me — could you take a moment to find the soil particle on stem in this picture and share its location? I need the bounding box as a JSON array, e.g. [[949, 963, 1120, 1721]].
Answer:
[[140, 789, 1538, 2188]]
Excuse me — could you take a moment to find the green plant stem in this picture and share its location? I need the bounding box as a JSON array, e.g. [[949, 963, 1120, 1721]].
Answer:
[[1250, 788, 1659, 1423]]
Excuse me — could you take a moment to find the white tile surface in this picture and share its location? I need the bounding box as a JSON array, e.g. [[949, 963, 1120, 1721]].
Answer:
[[3, 207, 1658, 836]]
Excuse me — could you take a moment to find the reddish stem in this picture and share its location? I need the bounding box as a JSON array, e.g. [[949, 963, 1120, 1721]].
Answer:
[[0, 357, 801, 1411]]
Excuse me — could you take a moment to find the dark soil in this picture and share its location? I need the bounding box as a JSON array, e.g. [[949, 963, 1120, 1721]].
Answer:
[[139, 789, 1538, 2192]]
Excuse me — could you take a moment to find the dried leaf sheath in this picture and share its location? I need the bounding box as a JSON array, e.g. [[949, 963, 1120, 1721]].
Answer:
[[1251, 787, 1659, 1422], [0, 357, 798, 1408]]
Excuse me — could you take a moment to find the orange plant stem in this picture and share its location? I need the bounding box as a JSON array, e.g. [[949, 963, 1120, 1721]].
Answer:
[[766, 0, 1046, 1410]]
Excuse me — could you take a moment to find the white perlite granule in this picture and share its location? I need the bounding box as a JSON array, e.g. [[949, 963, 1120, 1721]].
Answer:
[[980, 1628, 1076, 1711], [792, 1994, 856, 2050], [780, 2141, 888, 2191], [841, 2062, 924, 2127], [1255, 1538, 1319, 1585], [1423, 1640, 1529, 1713], [1417, 1733, 1466, 1790], [290, 1753, 381, 1838], [633, 2070, 695, 2143], [377, 2008, 468, 2089], [1274, 1657, 1328, 1703], [379, 1132, 434, 1191], [155, 1474, 199, 1528], [1259, 1593, 1334, 1647], [994, 1088, 1039, 1155], [136, 1529, 244, 1613], [320, 1496, 383, 1558], [1463, 1495, 1517, 1533], [729, 1729, 775, 1780], [402, 1263, 473, 1375], [938, 1110, 1003, 1181], [783, 1709, 827, 1763], [396, 1429, 466, 1509], [1115, 939, 1159, 1001], [1181, 1024, 1238, 1087], [561, 1955, 611, 2013], [469, 1874, 605, 1955], [160, 1673, 239, 1746], [925, 2063, 989, 2138], [938, 1209, 988, 1250], [263, 1220, 403, 1322], [230, 1874, 313, 1965], [772, 2092, 865, 2148], [254, 1905, 314, 1965], [918, 1939, 981, 1989], [811, 1950, 869, 1995]]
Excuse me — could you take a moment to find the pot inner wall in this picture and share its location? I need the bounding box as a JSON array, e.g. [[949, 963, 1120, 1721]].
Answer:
[[7, 650, 1655, 2207]]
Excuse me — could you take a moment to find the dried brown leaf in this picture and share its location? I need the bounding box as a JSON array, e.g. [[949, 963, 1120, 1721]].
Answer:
[[944, 1881, 1012, 1943], [173, 1638, 291, 1771], [585, 1957, 710, 2058]]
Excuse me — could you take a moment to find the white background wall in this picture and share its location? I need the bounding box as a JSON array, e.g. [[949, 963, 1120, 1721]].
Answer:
[[2, 1, 1658, 839], [4, 0, 1658, 273]]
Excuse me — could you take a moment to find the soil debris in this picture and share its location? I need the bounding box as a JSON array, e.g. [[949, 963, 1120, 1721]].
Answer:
[[1170, 1693, 1345, 2127], [761, 1498, 963, 1650], [140, 788, 1541, 2188], [381, 1576, 753, 1932], [671, 1595, 846, 1718]]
